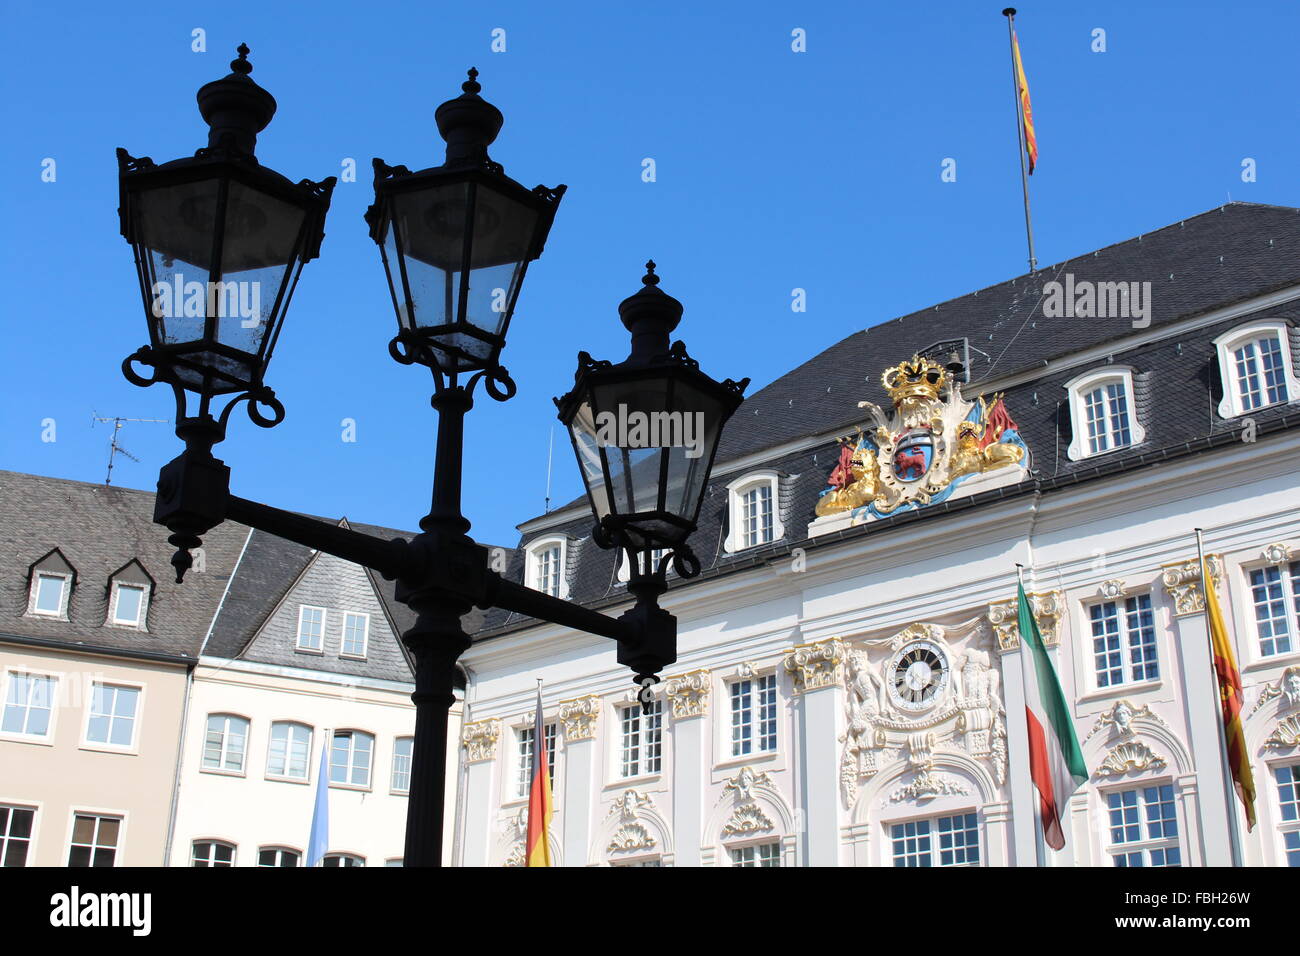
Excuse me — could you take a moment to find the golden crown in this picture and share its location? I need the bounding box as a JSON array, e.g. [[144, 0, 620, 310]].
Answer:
[[881, 355, 947, 404]]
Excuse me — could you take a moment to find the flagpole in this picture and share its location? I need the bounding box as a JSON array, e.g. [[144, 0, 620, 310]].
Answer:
[[1002, 8, 1038, 273], [1194, 528, 1245, 867], [1015, 562, 1047, 867]]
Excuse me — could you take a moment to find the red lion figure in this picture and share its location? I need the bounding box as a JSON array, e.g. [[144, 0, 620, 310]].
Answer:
[[894, 445, 926, 479], [828, 442, 857, 490]]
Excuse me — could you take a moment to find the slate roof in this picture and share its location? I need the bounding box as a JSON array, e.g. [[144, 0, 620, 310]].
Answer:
[[482, 202, 1300, 636], [0, 470, 249, 662]]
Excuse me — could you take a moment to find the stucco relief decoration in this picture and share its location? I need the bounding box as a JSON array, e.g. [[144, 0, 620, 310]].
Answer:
[[1094, 740, 1168, 778], [502, 808, 528, 867], [1084, 699, 1166, 744], [1263, 542, 1293, 565], [606, 789, 657, 854], [1251, 665, 1300, 717], [1160, 555, 1223, 617], [839, 618, 1005, 807], [462, 718, 501, 762], [986, 591, 1063, 652], [1099, 579, 1127, 600], [1264, 714, 1300, 752], [558, 695, 601, 742], [719, 767, 777, 837], [664, 669, 711, 719], [810, 355, 1028, 528], [784, 638, 845, 693]]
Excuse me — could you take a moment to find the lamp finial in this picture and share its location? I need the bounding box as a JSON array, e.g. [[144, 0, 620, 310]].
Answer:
[[231, 43, 252, 75], [643, 260, 659, 286]]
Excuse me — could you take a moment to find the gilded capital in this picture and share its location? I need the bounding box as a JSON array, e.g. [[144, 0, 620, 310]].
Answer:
[[558, 695, 601, 741], [462, 718, 501, 762], [664, 668, 711, 719], [987, 591, 1064, 652], [783, 638, 845, 693], [1160, 554, 1223, 617]]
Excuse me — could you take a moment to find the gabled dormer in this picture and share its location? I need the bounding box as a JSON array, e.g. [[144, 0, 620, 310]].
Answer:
[[26, 548, 76, 620], [106, 559, 155, 630]]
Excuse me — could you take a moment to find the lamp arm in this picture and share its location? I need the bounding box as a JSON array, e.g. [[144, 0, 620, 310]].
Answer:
[[483, 573, 633, 642]]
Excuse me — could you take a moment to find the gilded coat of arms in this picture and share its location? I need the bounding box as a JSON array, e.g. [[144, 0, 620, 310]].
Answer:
[[814, 356, 1028, 520]]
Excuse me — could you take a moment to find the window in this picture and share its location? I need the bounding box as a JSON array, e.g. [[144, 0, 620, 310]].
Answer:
[[730, 674, 778, 756], [525, 537, 567, 598], [1276, 764, 1299, 867], [2, 673, 55, 737], [297, 605, 326, 651], [1089, 593, 1159, 688], [111, 584, 146, 626], [392, 737, 413, 793], [617, 547, 671, 583], [1065, 368, 1146, 460], [341, 612, 369, 658], [0, 806, 35, 866], [203, 714, 249, 773], [266, 722, 311, 780], [515, 722, 557, 798], [86, 684, 139, 748], [258, 847, 300, 867], [1214, 322, 1300, 417], [330, 731, 373, 788], [68, 814, 121, 867], [322, 853, 365, 867], [729, 842, 781, 867], [724, 473, 784, 552], [619, 701, 662, 778], [611, 858, 662, 867], [192, 840, 235, 867], [1249, 563, 1299, 658], [1106, 784, 1181, 866], [32, 573, 68, 616], [385, 858, 404, 867], [890, 813, 980, 867]]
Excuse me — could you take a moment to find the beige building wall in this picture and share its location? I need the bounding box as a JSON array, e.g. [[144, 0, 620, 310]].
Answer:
[[0, 643, 189, 866]]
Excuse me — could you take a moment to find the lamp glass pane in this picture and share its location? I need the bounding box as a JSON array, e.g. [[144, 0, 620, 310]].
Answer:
[[567, 398, 611, 521], [389, 182, 469, 329], [134, 179, 223, 348], [661, 378, 724, 521]]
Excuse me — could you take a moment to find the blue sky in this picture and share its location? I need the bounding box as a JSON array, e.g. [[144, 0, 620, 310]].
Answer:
[[2, 0, 1296, 547]]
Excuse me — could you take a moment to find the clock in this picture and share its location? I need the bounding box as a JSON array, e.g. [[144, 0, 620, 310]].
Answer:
[[887, 640, 950, 712]]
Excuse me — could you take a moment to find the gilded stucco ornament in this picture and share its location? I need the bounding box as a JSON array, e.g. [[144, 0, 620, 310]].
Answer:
[[1094, 740, 1168, 778], [986, 590, 1064, 651], [1084, 699, 1166, 744], [1251, 666, 1300, 717], [558, 695, 601, 741], [606, 789, 657, 854], [664, 668, 711, 719], [1263, 542, 1293, 565], [784, 638, 845, 693], [462, 718, 501, 762], [1160, 555, 1223, 617], [812, 355, 1027, 523], [1264, 714, 1300, 751]]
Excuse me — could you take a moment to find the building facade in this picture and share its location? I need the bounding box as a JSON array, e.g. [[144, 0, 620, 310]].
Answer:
[[454, 203, 1300, 867]]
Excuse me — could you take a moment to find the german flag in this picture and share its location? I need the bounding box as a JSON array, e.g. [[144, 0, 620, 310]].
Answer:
[[1012, 28, 1038, 173], [525, 686, 554, 866], [1203, 558, 1257, 830]]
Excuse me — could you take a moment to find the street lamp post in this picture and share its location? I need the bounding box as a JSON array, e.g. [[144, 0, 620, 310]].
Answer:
[[117, 47, 747, 867]]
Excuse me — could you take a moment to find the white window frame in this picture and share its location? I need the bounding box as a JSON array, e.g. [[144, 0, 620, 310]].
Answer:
[[341, 611, 370, 659], [1, 670, 58, 743], [1213, 320, 1300, 418], [728, 673, 779, 757], [616, 699, 663, 781], [1272, 761, 1300, 868], [1245, 560, 1300, 660], [728, 840, 782, 867], [28, 571, 71, 619], [391, 736, 413, 794], [885, 810, 983, 867], [202, 713, 250, 775], [1064, 367, 1145, 460], [512, 721, 558, 800], [322, 852, 365, 867], [1085, 591, 1161, 691], [265, 721, 312, 781], [296, 605, 327, 652], [329, 730, 374, 790], [0, 804, 37, 867], [258, 846, 302, 867], [108, 581, 149, 629], [1102, 780, 1184, 867], [723, 472, 784, 552], [81, 681, 143, 753], [524, 536, 568, 599], [191, 839, 237, 867]]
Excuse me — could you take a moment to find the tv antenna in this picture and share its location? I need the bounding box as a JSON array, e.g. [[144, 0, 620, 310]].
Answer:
[[91, 414, 169, 486]]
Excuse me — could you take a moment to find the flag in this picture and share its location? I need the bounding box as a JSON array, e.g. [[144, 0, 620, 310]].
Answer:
[[1203, 558, 1257, 830], [525, 688, 553, 867], [1018, 581, 1087, 850], [1011, 28, 1038, 173], [307, 732, 331, 866]]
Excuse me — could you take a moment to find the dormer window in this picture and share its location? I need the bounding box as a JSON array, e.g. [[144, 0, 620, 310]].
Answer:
[[525, 536, 568, 599], [723, 473, 785, 552], [1214, 321, 1300, 418], [105, 560, 154, 630], [25, 548, 76, 620], [1065, 368, 1146, 460]]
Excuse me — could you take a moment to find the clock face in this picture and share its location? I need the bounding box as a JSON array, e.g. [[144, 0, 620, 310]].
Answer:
[[888, 641, 950, 712]]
